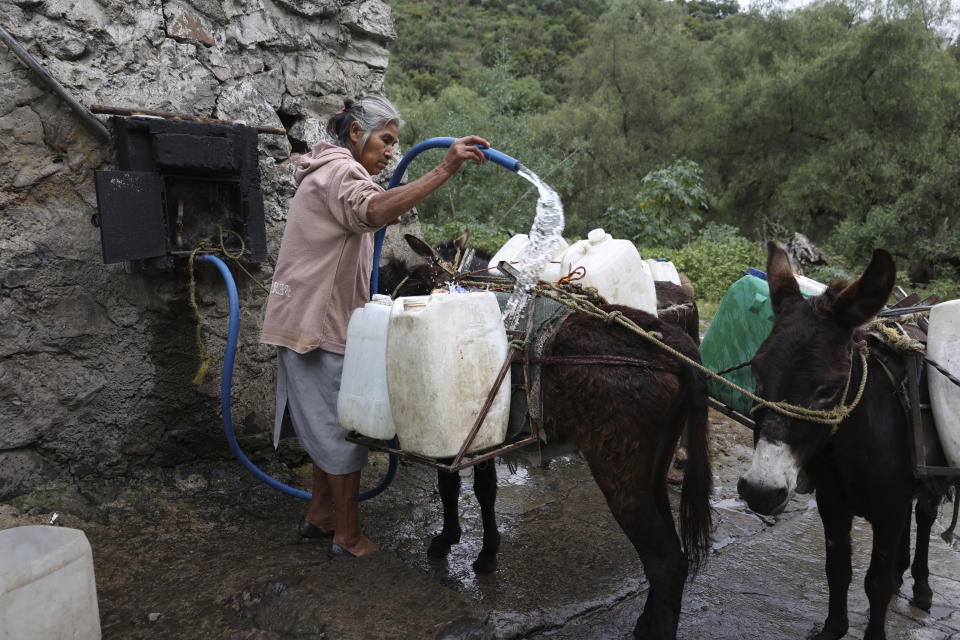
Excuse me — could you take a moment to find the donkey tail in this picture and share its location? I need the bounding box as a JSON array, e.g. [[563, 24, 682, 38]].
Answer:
[[942, 479, 960, 544], [679, 361, 713, 574]]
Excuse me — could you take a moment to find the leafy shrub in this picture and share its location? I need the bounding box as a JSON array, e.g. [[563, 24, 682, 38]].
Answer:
[[669, 224, 766, 302], [601, 159, 709, 249], [806, 263, 855, 286], [904, 277, 960, 303]]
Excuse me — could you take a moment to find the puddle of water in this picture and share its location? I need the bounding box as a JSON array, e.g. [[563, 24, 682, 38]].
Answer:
[[711, 497, 745, 512]]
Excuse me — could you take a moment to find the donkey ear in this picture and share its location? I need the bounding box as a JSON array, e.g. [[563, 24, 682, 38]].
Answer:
[[454, 228, 470, 250], [404, 234, 438, 261], [832, 249, 896, 327], [766, 241, 802, 315]]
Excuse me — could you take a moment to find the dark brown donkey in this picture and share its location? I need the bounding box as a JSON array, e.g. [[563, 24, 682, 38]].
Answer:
[[737, 243, 952, 640], [379, 243, 713, 640]]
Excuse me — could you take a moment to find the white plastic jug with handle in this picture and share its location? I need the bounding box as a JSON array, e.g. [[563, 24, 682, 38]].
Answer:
[[386, 291, 510, 458], [560, 228, 658, 315], [927, 299, 960, 468], [794, 273, 827, 297], [338, 295, 396, 440], [0, 526, 101, 640], [645, 258, 681, 285]]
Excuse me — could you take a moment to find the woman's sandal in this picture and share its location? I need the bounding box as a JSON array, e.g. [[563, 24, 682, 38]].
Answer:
[[298, 519, 334, 541], [327, 542, 357, 558]]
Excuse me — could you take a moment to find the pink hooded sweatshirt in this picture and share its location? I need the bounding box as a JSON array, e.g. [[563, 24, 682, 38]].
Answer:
[[260, 142, 385, 354]]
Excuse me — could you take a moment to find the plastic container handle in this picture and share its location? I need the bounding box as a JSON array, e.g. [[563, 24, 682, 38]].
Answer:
[[370, 137, 522, 297]]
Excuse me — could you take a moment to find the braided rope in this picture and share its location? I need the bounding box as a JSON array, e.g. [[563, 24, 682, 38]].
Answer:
[[866, 320, 925, 354], [536, 282, 870, 427], [186, 246, 210, 385]]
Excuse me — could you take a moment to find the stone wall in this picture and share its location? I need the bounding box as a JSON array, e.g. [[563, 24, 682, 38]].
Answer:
[[0, 0, 402, 500]]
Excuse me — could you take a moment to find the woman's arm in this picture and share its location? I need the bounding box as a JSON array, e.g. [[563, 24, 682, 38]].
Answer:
[[365, 135, 490, 227]]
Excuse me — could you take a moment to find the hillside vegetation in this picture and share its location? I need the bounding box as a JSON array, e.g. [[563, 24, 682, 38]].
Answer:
[[386, 0, 960, 302]]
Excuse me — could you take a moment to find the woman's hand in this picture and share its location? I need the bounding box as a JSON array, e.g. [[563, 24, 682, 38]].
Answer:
[[438, 136, 490, 176]]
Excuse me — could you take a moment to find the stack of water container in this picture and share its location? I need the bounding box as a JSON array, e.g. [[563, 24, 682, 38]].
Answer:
[[338, 229, 671, 457], [489, 228, 661, 315], [338, 290, 512, 458]]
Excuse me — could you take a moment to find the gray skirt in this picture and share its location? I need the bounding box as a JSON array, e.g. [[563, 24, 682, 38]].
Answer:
[[273, 347, 368, 475]]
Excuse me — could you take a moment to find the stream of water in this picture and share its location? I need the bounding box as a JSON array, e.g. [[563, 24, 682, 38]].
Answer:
[[501, 164, 566, 329]]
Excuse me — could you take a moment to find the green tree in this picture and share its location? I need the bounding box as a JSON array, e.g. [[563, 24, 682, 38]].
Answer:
[[555, 0, 960, 266]]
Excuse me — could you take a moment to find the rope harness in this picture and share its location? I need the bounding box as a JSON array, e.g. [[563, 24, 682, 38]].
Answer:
[[750, 342, 869, 433], [534, 281, 871, 429]]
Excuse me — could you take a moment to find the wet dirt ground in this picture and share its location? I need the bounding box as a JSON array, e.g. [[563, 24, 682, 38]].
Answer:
[[2, 410, 959, 639]]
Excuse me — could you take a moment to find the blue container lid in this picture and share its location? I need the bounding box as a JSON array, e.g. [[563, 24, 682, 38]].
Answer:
[[747, 267, 767, 280]]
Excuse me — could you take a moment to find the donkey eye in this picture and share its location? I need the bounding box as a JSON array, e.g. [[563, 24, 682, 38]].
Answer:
[[812, 385, 839, 403]]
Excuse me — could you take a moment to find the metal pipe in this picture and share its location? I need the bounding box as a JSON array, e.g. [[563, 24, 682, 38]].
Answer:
[[346, 432, 538, 472], [0, 24, 112, 145], [707, 397, 756, 431], [90, 104, 287, 136]]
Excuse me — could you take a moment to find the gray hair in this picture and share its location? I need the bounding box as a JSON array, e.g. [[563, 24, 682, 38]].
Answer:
[[326, 95, 403, 154]]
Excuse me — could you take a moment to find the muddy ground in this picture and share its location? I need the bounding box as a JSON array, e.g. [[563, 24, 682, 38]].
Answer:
[[2, 410, 959, 639]]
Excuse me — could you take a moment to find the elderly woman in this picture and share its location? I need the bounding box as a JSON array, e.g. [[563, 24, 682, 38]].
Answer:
[[260, 95, 488, 558]]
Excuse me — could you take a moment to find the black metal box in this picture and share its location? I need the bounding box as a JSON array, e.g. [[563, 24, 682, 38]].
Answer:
[[94, 116, 268, 266]]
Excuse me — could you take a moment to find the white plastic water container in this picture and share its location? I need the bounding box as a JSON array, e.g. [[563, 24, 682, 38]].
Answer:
[[338, 295, 396, 440], [386, 291, 511, 458], [795, 273, 827, 296], [927, 299, 960, 468], [646, 258, 681, 285], [488, 233, 570, 282], [560, 228, 658, 315], [0, 526, 101, 640]]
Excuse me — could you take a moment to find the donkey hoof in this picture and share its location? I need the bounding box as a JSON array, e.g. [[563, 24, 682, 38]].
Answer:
[[806, 624, 845, 640], [471, 549, 498, 574], [911, 586, 933, 612], [427, 532, 460, 558]]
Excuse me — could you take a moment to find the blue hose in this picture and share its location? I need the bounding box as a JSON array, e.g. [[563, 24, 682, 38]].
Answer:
[[370, 137, 521, 297], [198, 253, 397, 501]]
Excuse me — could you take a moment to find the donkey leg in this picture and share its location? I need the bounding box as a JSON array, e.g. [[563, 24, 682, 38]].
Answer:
[[910, 492, 937, 611], [582, 447, 685, 639], [629, 494, 687, 640], [810, 491, 853, 640], [895, 520, 910, 591], [472, 460, 500, 574], [428, 465, 463, 558], [862, 512, 910, 640]]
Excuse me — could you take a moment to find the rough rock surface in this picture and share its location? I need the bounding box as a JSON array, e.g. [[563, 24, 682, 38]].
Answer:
[[0, 0, 406, 500]]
